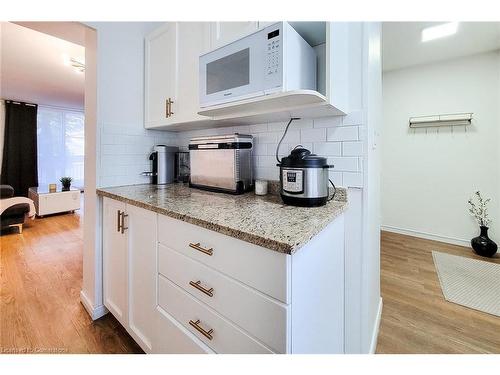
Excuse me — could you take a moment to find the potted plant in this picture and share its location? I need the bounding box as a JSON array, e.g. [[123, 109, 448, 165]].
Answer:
[[60, 177, 73, 191], [468, 191, 497, 257]]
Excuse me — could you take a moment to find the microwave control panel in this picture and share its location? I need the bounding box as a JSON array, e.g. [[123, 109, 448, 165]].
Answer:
[[266, 29, 280, 76], [282, 169, 304, 194]]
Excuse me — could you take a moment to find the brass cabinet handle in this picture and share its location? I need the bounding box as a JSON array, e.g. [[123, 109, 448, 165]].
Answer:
[[168, 98, 174, 116], [117, 210, 122, 232], [189, 280, 214, 297], [165, 99, 169, 118], [189, 319, 213, 340], [121, 213, 128, 234], [189, 242, 213, 256]]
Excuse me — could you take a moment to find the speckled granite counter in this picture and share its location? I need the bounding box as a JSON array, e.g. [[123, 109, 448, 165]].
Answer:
[[96, 183, 347, 255]]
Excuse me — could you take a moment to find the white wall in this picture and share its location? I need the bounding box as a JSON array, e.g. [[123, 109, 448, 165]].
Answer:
[[82, 21, 178, 319], [382, 51, 500, 245], [89, 22, 177, 188], [175, 113, 364, 188], [361, 22, 382, 354]]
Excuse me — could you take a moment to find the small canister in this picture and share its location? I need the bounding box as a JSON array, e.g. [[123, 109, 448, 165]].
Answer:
[[255, 180, 268, 196]]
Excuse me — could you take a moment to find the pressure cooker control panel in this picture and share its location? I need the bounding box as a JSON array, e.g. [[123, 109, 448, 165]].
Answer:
[[282, 169, 304, 194]]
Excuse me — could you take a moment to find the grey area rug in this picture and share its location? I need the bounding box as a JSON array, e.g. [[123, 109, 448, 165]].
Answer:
[[432, 251, 500, 317]]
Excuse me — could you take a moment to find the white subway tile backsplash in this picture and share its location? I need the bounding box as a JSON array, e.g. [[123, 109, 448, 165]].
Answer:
[[254, 131, 281, 144], [253, 143, 268, 156], [300, 128, 326, 143], [313, 116, 343, 128], [98, 121, 177, 187], [248, 123, 268, 133], [342, 110, 364, 126], [256, 155, 276, 168], [342, 172, 363, 188], [281, 130, 301, 145], [328, 171, 343, 187], [269, 118, 314, 131], [327, 126, 359, 142], [328, 157, 359, 172], [342, 141, 363, 156], [313, 142, 342, 156], [99, 114, 365, 188]]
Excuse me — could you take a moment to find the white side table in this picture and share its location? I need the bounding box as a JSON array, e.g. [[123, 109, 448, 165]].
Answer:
[[28, 186, 81, 217]]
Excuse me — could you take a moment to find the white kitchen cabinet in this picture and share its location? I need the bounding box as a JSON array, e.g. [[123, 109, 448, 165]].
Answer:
[[102, 198, 128, 328], [101, 195, 345, 354], [209, 22, 258, 49], [144, 23, 177, 127], [102, 197, 157, 353], [126, 204, 157, 353], [144, 22, 212, 129]]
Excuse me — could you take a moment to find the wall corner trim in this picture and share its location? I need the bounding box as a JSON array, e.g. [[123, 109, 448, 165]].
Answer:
[[80, 290, 108, 321], [369, 297, 383, 354]]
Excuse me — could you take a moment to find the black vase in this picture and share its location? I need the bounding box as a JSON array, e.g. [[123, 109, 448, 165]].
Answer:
[[471, 226, 498, 257]]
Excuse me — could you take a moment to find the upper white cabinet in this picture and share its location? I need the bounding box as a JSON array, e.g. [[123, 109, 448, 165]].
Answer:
[[145, 22, 212, 129], [209, 22, 258, 49], [145, 22, 355, 131], [144, 23, 177, 127]]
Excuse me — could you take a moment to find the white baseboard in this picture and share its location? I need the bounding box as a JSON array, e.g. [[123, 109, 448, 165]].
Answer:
[[80, 290, 108, 321], [369, 297, 383, 354], [381, 225, 471, 248]]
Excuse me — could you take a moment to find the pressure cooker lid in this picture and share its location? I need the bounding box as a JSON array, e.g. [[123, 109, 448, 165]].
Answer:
[[279, 147, 329, 168]]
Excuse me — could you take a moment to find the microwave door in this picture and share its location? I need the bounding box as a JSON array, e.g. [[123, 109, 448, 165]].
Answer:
[[200, 34, 266, 107]]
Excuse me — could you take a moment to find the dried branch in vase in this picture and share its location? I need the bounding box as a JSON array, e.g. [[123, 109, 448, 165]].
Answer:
[[468, 191, 492, 227]]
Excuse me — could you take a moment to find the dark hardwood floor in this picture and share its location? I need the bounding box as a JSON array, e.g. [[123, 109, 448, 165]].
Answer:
[[0, 195, 142, 354], [376, 230, 500, 354]]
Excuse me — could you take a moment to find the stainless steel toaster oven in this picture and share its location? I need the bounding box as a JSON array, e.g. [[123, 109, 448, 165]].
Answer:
[[188, 134, 253, 194]]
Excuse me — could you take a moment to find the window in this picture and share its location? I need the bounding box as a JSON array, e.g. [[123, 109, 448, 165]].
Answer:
[[37, 106, 84, 189]]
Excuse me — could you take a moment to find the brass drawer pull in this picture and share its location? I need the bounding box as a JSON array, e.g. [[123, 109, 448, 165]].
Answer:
[[189, 280, 214, 297], [189, 242, 213, 256], [165, 99, 169, 118], [189, 319, 213, 340]]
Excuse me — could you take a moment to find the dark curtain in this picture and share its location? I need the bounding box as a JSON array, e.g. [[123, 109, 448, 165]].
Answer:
[[0, 101, 38, 197]]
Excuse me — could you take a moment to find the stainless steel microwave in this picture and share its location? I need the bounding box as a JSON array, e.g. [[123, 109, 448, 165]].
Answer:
[[199, 22, 317, 108]]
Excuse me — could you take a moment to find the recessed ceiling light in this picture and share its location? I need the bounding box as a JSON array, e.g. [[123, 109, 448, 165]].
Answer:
[[421, 22, 459, 42]]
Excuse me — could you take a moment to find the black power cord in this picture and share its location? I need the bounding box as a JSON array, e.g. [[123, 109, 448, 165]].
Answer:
[[276, 117, 301, 164]]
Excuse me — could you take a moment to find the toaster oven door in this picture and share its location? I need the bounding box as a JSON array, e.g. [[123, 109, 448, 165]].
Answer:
[[190, 149, 237, 191]]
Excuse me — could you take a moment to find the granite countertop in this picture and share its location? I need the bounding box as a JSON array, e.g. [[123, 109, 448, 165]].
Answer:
[[96, 183, 348, 255]]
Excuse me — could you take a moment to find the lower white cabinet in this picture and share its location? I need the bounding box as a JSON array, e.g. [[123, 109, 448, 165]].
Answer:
[[102, 197, 157, 353], [102, 198, 128, 327], [102, 196, 345, 354]]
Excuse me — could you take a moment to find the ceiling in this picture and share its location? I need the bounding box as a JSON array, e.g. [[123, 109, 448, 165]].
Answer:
[[1, 22, 85, 109], [382, 22, 500, 72]]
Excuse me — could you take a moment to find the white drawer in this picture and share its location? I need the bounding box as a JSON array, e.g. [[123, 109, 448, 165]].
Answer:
[[158, 274, 274, 354], [158, 215, 290, 303], [158, 244, 288, 353], [154, 306, 214, 354]]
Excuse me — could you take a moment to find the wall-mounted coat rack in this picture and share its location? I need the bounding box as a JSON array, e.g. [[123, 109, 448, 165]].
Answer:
[[409, 113, 473, 128]]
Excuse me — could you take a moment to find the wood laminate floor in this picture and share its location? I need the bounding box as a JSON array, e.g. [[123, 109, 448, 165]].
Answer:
[[3, 202, 500, 354], [376, 230, 500, 354], [0, 196, 142, 354]]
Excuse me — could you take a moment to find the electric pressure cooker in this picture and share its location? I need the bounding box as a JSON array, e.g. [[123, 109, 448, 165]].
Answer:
[[277, 147, 335, 207]]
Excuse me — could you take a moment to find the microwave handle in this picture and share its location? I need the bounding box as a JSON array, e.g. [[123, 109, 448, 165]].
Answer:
[[197, 144, 219, 149]]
